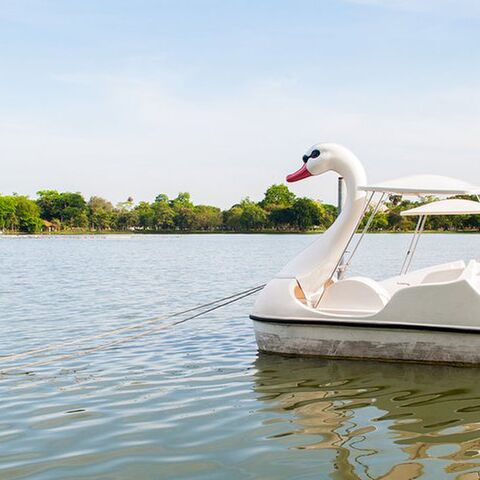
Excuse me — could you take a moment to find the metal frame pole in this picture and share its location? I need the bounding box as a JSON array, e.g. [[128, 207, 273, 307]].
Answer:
[[337, 177, 344, 278], [400, 216, 422, 275], [340, 192, 386, 279], [313, 191, 375, 308], [404, 215, 427, 274]]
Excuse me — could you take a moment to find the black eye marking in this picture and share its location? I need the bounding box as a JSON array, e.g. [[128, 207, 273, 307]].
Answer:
[[302, 150, 320, 163]]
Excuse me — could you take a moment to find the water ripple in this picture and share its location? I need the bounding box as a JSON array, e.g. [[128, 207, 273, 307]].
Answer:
[[1, 235, 480, 479]]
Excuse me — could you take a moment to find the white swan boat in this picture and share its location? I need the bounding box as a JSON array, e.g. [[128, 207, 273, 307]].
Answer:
[[251, 143, 480, 365]]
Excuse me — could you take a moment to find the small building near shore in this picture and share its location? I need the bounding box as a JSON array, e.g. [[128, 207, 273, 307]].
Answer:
[[42, 220, 58, 233]]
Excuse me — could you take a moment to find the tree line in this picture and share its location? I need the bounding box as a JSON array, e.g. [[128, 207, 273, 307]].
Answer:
[[0, 185, 479, 234]]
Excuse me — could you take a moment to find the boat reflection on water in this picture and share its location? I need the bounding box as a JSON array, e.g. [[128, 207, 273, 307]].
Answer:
[[253, 354, 480, 479]]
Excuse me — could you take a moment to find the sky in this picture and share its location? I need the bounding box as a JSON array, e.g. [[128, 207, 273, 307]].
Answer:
[[1, 0, 479, 208]]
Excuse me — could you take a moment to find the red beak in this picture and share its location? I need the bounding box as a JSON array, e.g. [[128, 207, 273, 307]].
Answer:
[[286, 164, 312, 183]]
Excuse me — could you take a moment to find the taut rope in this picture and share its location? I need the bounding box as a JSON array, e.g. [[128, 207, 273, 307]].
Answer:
[[1, 284, 265, 374]]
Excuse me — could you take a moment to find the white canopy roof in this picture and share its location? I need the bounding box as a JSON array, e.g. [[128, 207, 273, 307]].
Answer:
[[401, 199, 480, 216], [359, 175, 480, 195]]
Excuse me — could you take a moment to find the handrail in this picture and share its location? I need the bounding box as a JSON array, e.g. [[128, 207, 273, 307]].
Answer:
[[313, 191, 375, 308], [339, 192, 387, 280]]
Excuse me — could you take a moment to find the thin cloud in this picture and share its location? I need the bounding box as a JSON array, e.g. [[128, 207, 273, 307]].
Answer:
[[346, 0, 480, 16], [1, 70, 479, 208]]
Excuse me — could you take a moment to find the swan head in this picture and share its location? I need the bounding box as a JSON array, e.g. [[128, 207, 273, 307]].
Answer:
[[286, 143, 350, 183]]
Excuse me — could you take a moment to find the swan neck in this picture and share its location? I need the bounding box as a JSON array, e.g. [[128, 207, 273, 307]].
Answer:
[[277, 148, 367, 299]]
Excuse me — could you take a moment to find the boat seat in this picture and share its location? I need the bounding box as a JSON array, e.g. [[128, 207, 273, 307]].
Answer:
[[318, 277, 390, 314], [421, 260, 477, 285], [381, 260, 466, 294], [420, 267, 465, 284]]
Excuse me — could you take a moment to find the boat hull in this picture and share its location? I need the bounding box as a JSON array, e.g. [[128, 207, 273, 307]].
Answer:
[[252, 318, 480, 365]]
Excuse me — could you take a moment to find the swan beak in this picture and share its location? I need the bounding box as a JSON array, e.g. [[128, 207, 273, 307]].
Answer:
[[286, 164, 312, 183]]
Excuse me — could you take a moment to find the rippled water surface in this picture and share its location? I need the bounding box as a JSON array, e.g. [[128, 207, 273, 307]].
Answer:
[[1, 233, 480, 479]]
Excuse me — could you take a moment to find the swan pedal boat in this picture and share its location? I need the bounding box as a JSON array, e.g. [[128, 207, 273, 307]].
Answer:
[[251, 143, 480, 365]]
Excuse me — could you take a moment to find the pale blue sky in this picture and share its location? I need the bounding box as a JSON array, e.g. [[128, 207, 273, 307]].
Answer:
[[1, 0, 479, 207]]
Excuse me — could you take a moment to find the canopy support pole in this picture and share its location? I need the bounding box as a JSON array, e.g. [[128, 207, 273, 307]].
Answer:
[[400, 216, 422, 275], [337, 176, 344, 278], [313, 191, 375, 308], [405, 215, 427, 274], [400, 215, 427, 275], [339, 192, 387, 279]]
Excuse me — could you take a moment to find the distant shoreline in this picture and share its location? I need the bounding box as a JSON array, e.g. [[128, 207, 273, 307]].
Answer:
[[2, 229, 480, 236], [3, 186, 480, 235]]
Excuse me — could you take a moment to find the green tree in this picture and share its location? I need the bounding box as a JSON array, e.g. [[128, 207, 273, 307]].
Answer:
[[36, 190, 61, 221], [269, 207, 294, 230], [360, 207, 389, 231], [115, 197, 138, 230], [134, 202, 155, 230], [15, 196, 42, 233], [173, 206, 195, 230], [37, 190, 88, 228], [155, 193, 169, 204], [171, 192, 195, 230], [0, 195, 17, 230], [260, 184, 296, 210], [88, 196, 114, 230], [238, 199, 267, 230], [152, 196, 174, 230], [193, 205, 222, 230], [223, 205, 243, 231], [171, 192, 193, 208], [115, 210, 138, 230], [383, 198, 417, 231], [291, 198, 323, 231], [370, 211, 389, 230], [58, 192, 88, 227], [322, 204, 338, 228], [462, 214, 480, 231]]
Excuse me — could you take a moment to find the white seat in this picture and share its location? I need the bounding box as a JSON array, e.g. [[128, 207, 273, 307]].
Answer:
[[421, 268, 465, 284], [318, 277, 390, 314], [421, 260, 477, 285], [381, 261, 466, 294]]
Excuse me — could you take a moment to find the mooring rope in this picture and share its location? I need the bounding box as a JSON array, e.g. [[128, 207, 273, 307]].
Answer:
[[1, 284, 265, 363], [1, 284, 265, 374]]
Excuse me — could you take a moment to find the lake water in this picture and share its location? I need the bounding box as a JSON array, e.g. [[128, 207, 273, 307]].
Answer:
[[1, 233, 480, 479]]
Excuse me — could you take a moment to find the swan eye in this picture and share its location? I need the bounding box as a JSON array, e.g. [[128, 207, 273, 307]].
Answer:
[[302, 149, 320, 163]]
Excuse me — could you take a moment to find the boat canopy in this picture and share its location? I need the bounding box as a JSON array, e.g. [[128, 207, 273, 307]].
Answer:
[[359, 175, 480, 195], [401, 199, 480, 217], [340, 188, 480, 281]]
